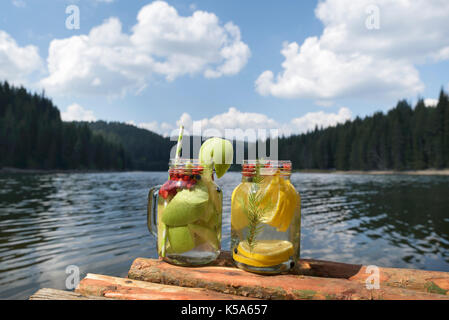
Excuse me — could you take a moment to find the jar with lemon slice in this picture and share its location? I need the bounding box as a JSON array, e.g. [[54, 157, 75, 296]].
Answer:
[[231, 160, 301, 274]]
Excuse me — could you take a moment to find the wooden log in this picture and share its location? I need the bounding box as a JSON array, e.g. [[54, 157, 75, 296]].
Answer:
[[128, 257, 449, 300], [76, 273, 256, 300], [215, 251, 449, 295], [29, 288, 114, 300], [296, 259, 449, 295]]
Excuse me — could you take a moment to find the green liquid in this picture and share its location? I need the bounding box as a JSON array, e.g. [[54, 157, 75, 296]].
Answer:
[[157, 177, 222, 266]]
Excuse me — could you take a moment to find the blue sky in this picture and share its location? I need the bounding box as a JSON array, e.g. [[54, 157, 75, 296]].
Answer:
[[1, 0, 449, 137]]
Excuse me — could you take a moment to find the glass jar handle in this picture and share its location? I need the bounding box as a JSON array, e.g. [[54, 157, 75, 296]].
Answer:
[[147, 185, 161, 238]]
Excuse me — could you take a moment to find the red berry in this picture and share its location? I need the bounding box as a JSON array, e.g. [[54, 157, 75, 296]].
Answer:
[[160, 189, 169, 199], [283, 163, 292, 170]]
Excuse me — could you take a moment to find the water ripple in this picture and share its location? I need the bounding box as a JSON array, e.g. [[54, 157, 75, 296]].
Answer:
[[0, 171, 448, 299]]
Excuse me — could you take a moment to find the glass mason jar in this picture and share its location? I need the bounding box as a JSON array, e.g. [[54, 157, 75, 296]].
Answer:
[[231, 160, 301, 274], [148, 159, 222, 266]]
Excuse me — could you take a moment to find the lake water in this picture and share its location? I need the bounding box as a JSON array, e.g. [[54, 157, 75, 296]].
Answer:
[[1, 171, 449, 299]]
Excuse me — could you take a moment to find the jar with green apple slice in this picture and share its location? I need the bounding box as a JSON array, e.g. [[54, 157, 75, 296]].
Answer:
[[148, 158, 223, 266]]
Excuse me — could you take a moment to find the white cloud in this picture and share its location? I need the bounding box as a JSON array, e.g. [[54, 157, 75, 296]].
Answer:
[[130, 107, 352, 139], [61, 103, 97, 122], [424, 98, 438, 108], [256, 0, 449, 101], [287, 107, 352, 135], [136, 120, 173, 134], [0, 30, 42, 84], [39, 1, 250, 97]]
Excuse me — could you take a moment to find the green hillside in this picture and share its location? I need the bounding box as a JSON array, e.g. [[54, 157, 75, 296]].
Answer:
[[85, 121, 173, 171], [0, 82, 127, 170]]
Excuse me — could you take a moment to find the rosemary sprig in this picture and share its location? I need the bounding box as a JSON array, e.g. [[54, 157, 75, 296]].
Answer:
[[245, 184, 264, 251], [238, 161, 275, 252]]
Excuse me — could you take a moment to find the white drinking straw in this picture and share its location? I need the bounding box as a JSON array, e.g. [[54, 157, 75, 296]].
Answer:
[[175, 125, 184, 162], [161, 125, 184, 258]]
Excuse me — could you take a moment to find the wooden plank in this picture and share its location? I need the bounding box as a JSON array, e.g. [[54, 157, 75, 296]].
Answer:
[[76, 273, 257, 300], [296, 259, 449, 295], [214, 251, 449, 295], [128, 257, 449, 300], [29, 288, 114, 300]]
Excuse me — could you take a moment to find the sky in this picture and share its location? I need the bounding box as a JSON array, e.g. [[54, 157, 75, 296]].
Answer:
[[1, 0, 449, 139]]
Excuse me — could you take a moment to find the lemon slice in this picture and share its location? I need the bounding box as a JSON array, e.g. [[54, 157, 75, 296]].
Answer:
[[259, 175, 280, 217], [271, 179, 297, 232], [230, 183, 250, 230], [233, 251, 284, 267], [278, 181, 298, 232], [260, 177, 297, 232], [231, 172, 298, 232], [237, 240, 293, 264]]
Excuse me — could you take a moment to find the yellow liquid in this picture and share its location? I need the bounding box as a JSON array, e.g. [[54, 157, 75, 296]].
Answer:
[[230, 176, 301, 273]]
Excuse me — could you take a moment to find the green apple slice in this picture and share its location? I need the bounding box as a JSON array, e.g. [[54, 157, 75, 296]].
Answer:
[[200, 198, 214, 223], [188, 223, 219, 250], [167, 226, 195, 253], [161, 183, 209, 227], [201, 188, 222, 228], [199, 137, 233, 178]]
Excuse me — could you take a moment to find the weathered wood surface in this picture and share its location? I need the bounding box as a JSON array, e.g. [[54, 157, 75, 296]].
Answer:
[[212, 251, 449, 295], [128, 256, 449, 300], [76, 273, 257, 300], [29, 288, 114, 300], [296, 258, 449, 295], [29, 251, 449, 300]]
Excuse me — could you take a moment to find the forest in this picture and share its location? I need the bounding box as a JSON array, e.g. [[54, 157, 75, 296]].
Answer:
[[278, 89, 449, 170], [0, 82, 127, 170], [85, 121, 171, 171], [1, 81, 449, 171]]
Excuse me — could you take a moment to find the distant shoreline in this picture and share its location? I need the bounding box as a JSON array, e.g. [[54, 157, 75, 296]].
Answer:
[[2, 166, 449, 176], [0, 167, 123, 174], [296, 169, 449, 176]]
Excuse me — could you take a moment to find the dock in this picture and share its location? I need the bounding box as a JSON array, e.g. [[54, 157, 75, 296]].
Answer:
[[30, 251, 449, 300]]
